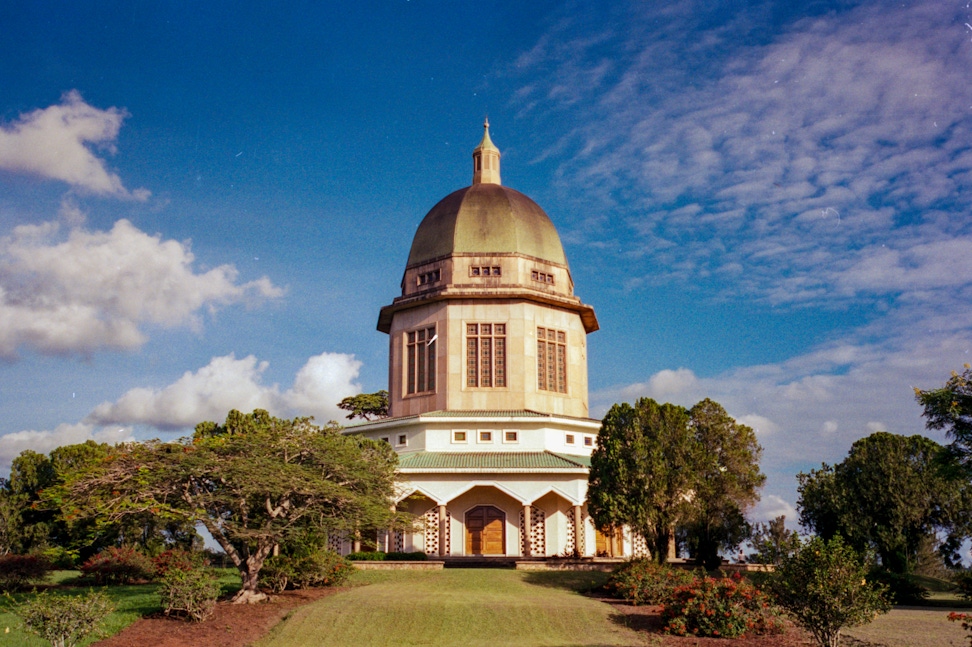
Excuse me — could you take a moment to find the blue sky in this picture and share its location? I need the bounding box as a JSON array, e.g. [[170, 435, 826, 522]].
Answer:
[[1, 0, 971, 525]]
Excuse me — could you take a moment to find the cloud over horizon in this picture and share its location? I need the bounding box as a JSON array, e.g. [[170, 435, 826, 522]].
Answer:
[[87, 351, 364, 430], [0, 423, 133, 471]]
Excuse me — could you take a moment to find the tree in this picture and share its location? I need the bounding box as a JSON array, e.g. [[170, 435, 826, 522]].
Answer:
[[337, 390, 389, 421], [748, 515, 801, 566], [797, 432, 970, 572], [681, 398, 765, 570], [589, 398, 695, 563], [916, 366, 972, 472], [772, 535, 890, 647], [1, 450, 60, 553], [57, 409, 400, 603], [589, 397, 765, 566]]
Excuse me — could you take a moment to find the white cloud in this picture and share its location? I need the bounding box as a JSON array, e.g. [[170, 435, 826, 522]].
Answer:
[[87, 351, 363, 430], [752, 495, 798, 525], [0, 219, 283, 357], [284, 352, 364, 421], [736, 414, 779, 437], [86, 354, 278, 430], [0, 423, 133, 471], [0, 91, 149, 199], [517, 1, 972, 308], [617, 367, 700, 402]]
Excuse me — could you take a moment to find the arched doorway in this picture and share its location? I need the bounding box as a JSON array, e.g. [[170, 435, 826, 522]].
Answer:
[[465, 505, 505, 555]]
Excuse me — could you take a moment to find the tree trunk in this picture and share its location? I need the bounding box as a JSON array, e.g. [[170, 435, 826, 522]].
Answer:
[[231, 564, 269, 603], [652, 528, 670, 564], [229, 544, 273, 603]]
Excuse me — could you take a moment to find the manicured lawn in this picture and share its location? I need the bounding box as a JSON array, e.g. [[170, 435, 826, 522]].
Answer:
[[254, 569, 644, 647], [0, 569, 240, 646]]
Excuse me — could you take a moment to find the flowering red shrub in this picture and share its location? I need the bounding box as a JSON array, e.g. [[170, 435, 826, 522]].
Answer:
[[661, 573, 784, 638], [152, 548, 202, 578], [81, 546, 154, 585], [606, 559, 693, 606], [948, 612, 972, 647]]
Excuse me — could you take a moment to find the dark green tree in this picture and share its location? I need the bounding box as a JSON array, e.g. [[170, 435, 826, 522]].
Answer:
[[337, 390, 389, 421], [682, 398, 765, 569], [589, 397, 765, 567], [588, 398, 696, 563], [916, 366, 972, 472], [797, 432, 970, 572], [1, 451, 59, 553], [57, 409, 400, 603]]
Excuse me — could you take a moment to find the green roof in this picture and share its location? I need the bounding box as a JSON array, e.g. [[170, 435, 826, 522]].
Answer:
[[396, 451, 590, 471]]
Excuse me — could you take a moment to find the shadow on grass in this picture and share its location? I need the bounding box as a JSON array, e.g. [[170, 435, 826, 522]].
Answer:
[[520, 570, 611, 594]]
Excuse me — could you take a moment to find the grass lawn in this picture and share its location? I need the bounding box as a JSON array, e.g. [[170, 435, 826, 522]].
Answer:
[[0, 569, 240, 646], [842, 607, 970, 647], [254, 569, 646, 647]]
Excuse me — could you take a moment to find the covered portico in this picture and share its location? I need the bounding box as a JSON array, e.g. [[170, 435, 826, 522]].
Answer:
[[393, 454, 592, 558]]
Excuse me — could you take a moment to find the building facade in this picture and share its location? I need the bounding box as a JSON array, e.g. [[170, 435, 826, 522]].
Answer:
[[347, 123, 643, 559]]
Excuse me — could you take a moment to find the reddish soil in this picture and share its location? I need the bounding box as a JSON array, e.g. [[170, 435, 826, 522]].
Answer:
[[92, 588, 339, 647]]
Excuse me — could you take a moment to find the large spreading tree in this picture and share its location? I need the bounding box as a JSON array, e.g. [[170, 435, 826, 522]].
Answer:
[[588, 397, 764, 567], [916, 366, 972, 473], [56, 409, 400, 602], [797, 431, 971, 572]]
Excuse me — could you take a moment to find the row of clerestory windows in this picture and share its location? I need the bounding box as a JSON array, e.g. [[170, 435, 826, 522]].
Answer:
[[405, 324, 567, 395]]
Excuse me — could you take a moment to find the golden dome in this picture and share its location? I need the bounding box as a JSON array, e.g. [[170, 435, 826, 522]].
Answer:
[[406, 121, 568, 268], [406, 183, 569, 268]]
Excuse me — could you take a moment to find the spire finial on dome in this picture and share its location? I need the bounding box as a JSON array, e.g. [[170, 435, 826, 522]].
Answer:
[[472, 118, 501, 185]]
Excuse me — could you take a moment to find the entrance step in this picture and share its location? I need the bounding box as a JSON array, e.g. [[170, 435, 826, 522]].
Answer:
[[442, 556, 518, 569]]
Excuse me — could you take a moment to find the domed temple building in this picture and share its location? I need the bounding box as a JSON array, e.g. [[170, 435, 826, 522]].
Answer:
[[345, 122, 643, 559]]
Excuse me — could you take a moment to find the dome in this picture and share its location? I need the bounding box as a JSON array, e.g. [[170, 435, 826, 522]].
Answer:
[[406, 183, 569, 268]]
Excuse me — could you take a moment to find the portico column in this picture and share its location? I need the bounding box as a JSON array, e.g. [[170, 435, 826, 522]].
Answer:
[[522, 504, 532, 557], [438, 504, 448, 557], [572, 505, 583, 557]]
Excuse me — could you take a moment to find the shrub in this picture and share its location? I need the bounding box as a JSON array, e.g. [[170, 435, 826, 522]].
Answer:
[[157, 567, 221, 622], [80, 546, 154, 585], [867, 568, 928, 604], [948, 612, 972, 647], [956, 570, 972, 601], [606, 559, 693, 606], [38, 546, 78, 570], [259, 557, 294, 594], [772, 536, 891, 647], [346, 551, 428, 561], [15, 589, 114, 647], [260, 550, 352, 592], [0, 554, 52, 592], [152, 548, 202, 578], [661, 573, 783, 638]]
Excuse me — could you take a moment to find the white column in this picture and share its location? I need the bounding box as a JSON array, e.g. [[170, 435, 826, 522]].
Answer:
[[573, 505, 583, 557], [522, 504, 532, 557], [438, 504, 448, 557]]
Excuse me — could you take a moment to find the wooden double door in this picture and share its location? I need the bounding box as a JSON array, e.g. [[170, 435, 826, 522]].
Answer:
[[465, 506, 505, 555]]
